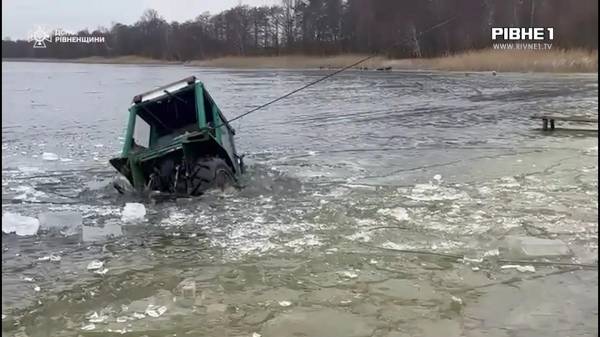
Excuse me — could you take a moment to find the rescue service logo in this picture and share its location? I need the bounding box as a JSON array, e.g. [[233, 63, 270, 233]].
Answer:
[[491, 27, 554, 50], [27, 26, 105, 48], [29, 26, 52, 48]]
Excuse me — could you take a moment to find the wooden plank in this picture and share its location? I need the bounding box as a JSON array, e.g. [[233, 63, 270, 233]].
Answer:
[[531, 115, 598, 123]]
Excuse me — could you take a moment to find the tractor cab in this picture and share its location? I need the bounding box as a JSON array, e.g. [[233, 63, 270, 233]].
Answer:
[[110, 76, 243, 195]]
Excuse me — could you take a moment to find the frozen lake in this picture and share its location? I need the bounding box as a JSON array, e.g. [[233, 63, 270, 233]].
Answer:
[[2, 61, 598, 336]]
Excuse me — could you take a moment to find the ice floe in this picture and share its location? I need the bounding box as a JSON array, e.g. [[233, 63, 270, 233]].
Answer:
[[337, 270, 359, 279], [38, 211, 82, 235], [37, 254, 61, 262], [41, 152, 59, 161], [87, 260, 104, 271], [144, 305, 167, 317], [377, 207, 410, 221], [121, 203, 146, 222], [2, 212, 40, 236], [81, 324, 96, 331], [500, 265, 536, 273], [502, 236, 571, 259], [13, 185, 47, 202]]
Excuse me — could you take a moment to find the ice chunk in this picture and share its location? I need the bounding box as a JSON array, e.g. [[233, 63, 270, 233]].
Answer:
[[2, 212, 40, 236], [38, 211, 82, 234], [451, 295, 463, 305], [382, 241, 414, 251], [389, 207, 410, 221], [462, 256, 483, 263], [483, 249, 500, 257], [87, 260, 104, 270], [449, 295, 463, 312], [345, 231, 371, 242], [13, 186, 46, 202], [94, 268, 109, 275], [38, 254, 61, 262], [42, 152, 59, 161], [81, 323, 96, 331], [145, 305, 167, 317], [88, 312, 107, 323], [121, 203, 146, 222], [116, 316, 128, 323], [82, 222, 122, 242], [377, 207, 410, 221], [500, 265, 536, 273], [433, 174, 442, 182], [278, 300, 292, 307], [157, 306, 167, 316], [502, 236, 571, 259], [337, 271, 359, 279]]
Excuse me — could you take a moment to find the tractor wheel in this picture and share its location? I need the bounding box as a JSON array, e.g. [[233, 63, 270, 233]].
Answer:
[[188, 157, 235, 196]]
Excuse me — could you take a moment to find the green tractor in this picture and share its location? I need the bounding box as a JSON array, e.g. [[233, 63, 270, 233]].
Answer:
[[109, 76, 244, 196]]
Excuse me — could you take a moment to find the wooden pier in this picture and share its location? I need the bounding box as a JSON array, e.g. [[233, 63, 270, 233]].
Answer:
[[531, 114, 598, 131]]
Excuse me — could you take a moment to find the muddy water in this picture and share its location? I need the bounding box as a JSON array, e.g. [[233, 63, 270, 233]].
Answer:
[[2, 61, 598, 337]]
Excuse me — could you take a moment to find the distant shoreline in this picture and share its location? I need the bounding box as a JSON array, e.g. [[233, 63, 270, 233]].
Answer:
[[3, 49, 598, 73]]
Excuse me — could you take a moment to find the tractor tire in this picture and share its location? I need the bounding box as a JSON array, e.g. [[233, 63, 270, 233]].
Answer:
[[188, 157, 235, 196]]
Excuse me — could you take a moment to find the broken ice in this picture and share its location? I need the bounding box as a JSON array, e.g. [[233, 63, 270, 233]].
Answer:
[[144, 305, 167, 317], [132, 312, 146, 319], [38, 255, 61, 262], [502, 236, 571, 259], [501, 264, 536, 273], [87, 260, 104, 271], [81, 323, 96, 331], [121, 203, 146, 222], [2, 212, 40, 236], [42, 152, 59, 161], [82, 222, 122, 242], [94, 268, 109, 275], [337, 270, 359, 279], [87, 312, 107, 323], [377, 207, 410, 221], [38, 211, 82, 235]]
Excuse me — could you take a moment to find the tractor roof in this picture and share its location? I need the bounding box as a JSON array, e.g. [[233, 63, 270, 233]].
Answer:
[[132, 76, 200, 105]]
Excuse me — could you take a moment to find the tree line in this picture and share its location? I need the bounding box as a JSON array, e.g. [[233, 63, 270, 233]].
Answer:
[[3, 0, 597, 60]]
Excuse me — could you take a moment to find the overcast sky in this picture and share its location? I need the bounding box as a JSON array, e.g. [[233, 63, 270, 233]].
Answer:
[[3, 0, 279, 39]]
